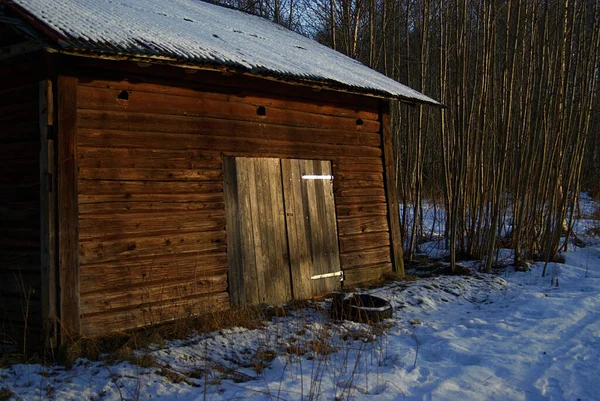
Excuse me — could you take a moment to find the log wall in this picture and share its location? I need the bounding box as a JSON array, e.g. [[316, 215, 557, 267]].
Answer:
[[75, 68, 393, 336], [0, 59, 42, 347]]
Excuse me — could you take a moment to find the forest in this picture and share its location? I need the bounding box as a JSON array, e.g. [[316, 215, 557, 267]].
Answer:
[[210, 0, 600, 271]]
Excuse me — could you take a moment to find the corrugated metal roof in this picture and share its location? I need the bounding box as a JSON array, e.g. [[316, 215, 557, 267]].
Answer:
[[3, 0, 440, 105]]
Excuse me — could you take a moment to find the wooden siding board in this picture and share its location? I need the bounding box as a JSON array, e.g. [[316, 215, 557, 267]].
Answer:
[[79, 230, 227, 264], [80, 252, 229, 295], [77, 78, 380, 120], [78, 147, 223, 169], [77, 109, 381, 147], [80, 292, 230, 337], [78, 128, 382, 159], [57, 75, 80, 338], [77, 85, 381, 132]]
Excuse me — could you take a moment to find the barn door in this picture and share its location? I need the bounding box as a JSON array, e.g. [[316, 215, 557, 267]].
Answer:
[[224, 157, 292, 305], [224, 157, 341, 306], [281, 159, 341, 299]]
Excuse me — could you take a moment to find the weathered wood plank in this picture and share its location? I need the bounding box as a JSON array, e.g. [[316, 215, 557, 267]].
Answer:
[[334, 187, 386, 197], [338, 232, 391, 253], [78, 129, 382, 159], [77, 85, 381, 132], [335, 171, 385, 182], [78, 180, 223, 195], [334, 195, 387, 205], [80, 291, 230, 337], [79, 230, 226, 264], [77, 78, 379, 120], [78, 192, 224, 204], [225, 157, 292, 305], [334, 178, 385, 190], [282, 159, 341, 299], [380, 105, 404, 275], [80, 251, 228, 294], [79, 210, 226, 240], [78, 167, 223, 181], [254, 157, 291, 304], [77, 110, 382, 147], [343, 264, 392, 288], [57, 75, 80, 339], [333, 159, 385, 172], [81, 274, 228, 315], [340, 247, 391, 269], [79, 200, 224, 215], [336, 203, 388, 218], [337, 216, 390, 236], [77, 147, 222, 169]]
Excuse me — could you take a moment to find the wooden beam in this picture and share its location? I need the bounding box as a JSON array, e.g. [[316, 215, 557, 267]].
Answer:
[[380, 102, 405, 275], [39, 78, 58, 348], [57, 75, 80, 341]]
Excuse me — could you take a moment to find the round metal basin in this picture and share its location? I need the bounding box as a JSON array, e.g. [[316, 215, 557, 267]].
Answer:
[[331, 293, 393, 323]]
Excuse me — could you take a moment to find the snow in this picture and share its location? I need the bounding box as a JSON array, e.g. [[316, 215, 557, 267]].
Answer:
[[2, 200, 599, 400], [5, 0, 440, 105]]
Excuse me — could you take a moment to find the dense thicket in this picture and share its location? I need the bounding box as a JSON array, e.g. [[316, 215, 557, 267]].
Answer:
[[212, 0, 599, 270]]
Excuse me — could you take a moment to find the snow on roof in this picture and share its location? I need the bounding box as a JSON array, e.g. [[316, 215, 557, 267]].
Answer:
[[3, 0, 440, 105]]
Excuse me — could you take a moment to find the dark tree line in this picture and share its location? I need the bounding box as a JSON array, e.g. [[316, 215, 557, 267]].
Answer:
[[211, 0, 600, 271]]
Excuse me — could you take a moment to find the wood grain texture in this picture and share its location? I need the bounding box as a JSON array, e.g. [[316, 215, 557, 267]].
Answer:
[[78, 128, 382, 159], [380, 105, 405, 275], [337, 216, 390, 236], [80, 252, 228, 295], [78, 147, 222, 169], [77, 110, 381, 148], [76, 75, 379, 120], [81, 274, 227, 315], [79, 230, 226, 264], [224, 157, 292, 306], [78, 210, 226, 240], [77, 85, 381, 132], [80, 291, 230, 337], [57, 75, 80, 338], [281, 159, 341, 299]]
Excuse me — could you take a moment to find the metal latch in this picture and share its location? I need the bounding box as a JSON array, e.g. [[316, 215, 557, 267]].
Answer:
[[310, 271, 344, 282]]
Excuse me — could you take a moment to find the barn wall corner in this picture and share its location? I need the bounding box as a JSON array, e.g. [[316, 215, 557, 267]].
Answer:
[[380, 101, 405, 276], [57, 74, 80, 342]]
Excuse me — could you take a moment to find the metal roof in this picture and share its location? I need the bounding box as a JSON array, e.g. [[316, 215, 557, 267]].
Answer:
[[2, 0, 440, 105]]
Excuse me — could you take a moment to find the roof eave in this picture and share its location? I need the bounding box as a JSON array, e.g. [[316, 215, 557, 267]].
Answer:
[[47, 46, 442, 107]]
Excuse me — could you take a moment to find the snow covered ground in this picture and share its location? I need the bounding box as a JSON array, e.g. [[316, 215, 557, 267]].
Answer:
[[2, 204, 599, 401]]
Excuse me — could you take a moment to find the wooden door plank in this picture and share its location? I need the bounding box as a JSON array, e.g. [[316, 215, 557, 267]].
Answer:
[[282, 159, 310, 299], [318, 160, 342, 290], [257, 158, 291, 304], [282, 159, 341, 299], [225, 157, 292, 306]]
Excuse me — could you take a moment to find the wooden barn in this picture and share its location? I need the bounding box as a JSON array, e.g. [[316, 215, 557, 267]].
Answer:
[[0, 0, 439, 348]]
